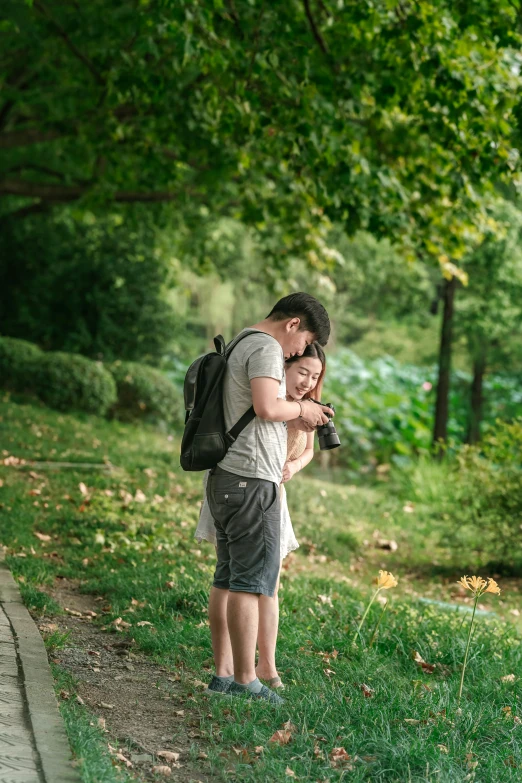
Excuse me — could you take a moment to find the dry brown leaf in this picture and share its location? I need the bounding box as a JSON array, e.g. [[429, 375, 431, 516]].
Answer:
[[282, 720, 297, 733], [329, 747, 352, 768], [134, 489, 147, 503], [152, 766, 172, 776], [404, 719, 421, 725], [412, 650, 436, 674], [157, 751, 180, 763], [34, 531, 51, 541], [355, 683, 374, 698], [501, 674, 516, 683], [79, 482, 89, 496], [28, 489, 41, 496], [100, 702, 114, 710], [76, 695, 85, 705], [254, 746, 264, 754], [285, 769, 296, 778], [269, 730, 292, 745], [64, 608, 82, 617], [98, 717, 106, 730], [115, 751, 132, 768], [136, 621, 154, 627], [438, 744, 449, 754]]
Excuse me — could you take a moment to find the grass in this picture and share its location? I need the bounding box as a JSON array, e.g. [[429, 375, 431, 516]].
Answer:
[[1, 395, 522, 782]]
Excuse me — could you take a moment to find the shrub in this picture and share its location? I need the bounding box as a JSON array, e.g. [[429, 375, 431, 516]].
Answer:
[[108, 361, 181, 424], [0, 336, 42, 393], [400, 420, 522, 569], [33, 352, 117, 415]]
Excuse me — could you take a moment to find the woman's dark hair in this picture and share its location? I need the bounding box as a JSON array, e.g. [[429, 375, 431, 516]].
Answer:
[[285, 342, 326, 401], [266, 292, 330, 346]]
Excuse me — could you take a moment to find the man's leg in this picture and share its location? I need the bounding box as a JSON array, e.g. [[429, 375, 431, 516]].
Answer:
[[256, 569, 281, 681], [227, 591, 260, 684], [208, 586, 233, 677]]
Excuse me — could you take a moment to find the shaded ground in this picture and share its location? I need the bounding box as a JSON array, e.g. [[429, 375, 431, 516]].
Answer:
[[37, 579, 218, 783]]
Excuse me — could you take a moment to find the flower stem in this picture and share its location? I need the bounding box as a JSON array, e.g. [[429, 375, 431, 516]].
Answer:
[[458, 593, 479, 704], [369, 600, 388, 648], [352, 589, 380, 647]]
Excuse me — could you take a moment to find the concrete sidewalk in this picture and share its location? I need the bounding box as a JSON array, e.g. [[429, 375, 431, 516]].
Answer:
[[0, 554, 80, 783]]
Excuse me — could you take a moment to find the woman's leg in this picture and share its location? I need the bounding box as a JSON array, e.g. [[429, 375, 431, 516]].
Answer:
[[255, 565, 281, 681]]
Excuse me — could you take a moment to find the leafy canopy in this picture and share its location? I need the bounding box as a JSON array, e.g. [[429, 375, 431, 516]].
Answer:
[[1, 0, 521, 266]]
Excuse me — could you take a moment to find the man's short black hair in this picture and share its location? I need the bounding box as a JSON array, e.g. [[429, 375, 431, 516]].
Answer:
[[266, 292, 330, 346]]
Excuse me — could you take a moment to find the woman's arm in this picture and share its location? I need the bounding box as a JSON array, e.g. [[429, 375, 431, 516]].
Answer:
[[281, 433, 315, 482]]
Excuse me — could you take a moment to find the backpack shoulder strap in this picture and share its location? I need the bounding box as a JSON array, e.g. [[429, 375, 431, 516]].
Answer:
[[225, 329, 270, 358], [224, 329, 276, 445]]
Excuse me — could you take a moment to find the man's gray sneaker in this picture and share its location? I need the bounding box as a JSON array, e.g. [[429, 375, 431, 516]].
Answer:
[[207, 675, 233, 696], [228, 681, 284, 704]]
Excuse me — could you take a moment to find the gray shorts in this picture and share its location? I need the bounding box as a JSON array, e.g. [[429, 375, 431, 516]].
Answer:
[[207, 466, 281, 597]]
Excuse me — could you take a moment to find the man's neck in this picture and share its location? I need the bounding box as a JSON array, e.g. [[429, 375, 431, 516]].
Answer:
[[248, 319, 282, 344]]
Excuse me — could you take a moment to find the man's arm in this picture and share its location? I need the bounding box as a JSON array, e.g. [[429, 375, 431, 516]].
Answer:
[[251, 377, 333, 427]]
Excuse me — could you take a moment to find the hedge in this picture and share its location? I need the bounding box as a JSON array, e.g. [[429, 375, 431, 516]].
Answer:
[[0, 336, 42, 393], [33, 352, 117, 416], [108, 361, 181, 423]]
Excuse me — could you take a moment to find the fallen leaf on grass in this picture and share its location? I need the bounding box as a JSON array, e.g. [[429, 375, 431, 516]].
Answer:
[[192, 679, 207, 688], [79, 482, 89, 496], [34, 531, 51, 541], [375, 538, 398, 552], [64, 608, 82, 617], [134, 489, 147, 503], [152, 765, 172, 776], [232, 747, 251, 762], [76, 695, 85, 705], [136, 621, 154, 627], [157, 751, 180, 763], [28, 489, 41, 496], [324, 668, 335, 678], [285, 769, 296, 778], [412, 650, 436, 674], [501, 674, 516, 683], [282, 720, 297, 733], [115, 751, 132, 768], [404, 719, 422, 725], [113, 617, 131, 630], [269, 730, 292, 745], [437, 744, 449, 754], [98, 717, 106, 730], [329, 747, 353, 768], [354, 683, 374, 698], [254, 746, 264, 754]]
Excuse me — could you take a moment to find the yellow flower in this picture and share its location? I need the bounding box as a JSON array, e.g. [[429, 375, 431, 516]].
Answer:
[[484, 578, 501, 595], [376, 570, 398, 590], [457, 576, 470, 591], [457, 575, 501, 596]]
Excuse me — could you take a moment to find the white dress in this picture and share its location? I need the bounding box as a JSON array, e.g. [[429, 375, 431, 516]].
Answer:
[[194, 430, 307, 560]]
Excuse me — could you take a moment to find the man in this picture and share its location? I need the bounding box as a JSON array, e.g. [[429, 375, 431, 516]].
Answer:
[[206, 292, 332, 703]]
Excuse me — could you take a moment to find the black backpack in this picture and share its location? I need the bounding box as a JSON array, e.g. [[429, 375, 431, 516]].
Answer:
[[180, 330, 266, 471]]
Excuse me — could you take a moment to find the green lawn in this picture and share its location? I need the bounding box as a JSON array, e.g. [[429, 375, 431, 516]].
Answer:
[[1, 396, 521, 782]]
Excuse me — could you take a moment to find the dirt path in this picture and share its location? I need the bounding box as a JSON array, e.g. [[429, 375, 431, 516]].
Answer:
[[36, 579, 219, 783]]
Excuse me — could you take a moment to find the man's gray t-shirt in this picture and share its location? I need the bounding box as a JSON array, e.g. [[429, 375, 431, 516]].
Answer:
[[217, 329, 287, 484]]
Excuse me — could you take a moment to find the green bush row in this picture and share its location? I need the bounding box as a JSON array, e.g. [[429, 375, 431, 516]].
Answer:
[[0, 337, 180, 423]]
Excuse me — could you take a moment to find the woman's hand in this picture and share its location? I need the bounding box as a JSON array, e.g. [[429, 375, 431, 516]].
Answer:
[[281, 460, 299, 483]]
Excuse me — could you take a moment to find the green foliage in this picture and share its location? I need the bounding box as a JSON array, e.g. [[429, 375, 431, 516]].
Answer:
[[1, 1, 520, 264], [322, 350, 522, 469], [0, 335, 42, 392], [109, 360, 182, 425], [33, 352, 117, 416], [0, 211, 177, 363]]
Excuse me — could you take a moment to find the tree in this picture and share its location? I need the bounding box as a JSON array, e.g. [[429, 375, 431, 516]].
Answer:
[[1, 0, 520, 268], [455, 200, 522, 442]]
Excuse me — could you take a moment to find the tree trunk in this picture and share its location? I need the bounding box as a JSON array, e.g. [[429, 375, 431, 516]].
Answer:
[[466, 351, 487, 445], [432, 277, 457, 456]]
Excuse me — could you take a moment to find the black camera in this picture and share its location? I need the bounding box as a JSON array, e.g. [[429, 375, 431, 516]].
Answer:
[[310, 399, 340, 451]]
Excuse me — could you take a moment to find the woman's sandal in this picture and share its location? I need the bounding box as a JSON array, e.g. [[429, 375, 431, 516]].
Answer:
[[265, 675, 285, 690]]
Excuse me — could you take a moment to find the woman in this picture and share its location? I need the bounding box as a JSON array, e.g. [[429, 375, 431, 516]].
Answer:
[[195, 342, 326, 688]]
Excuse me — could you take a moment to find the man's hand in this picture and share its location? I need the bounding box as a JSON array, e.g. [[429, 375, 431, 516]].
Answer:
[[281, 460, 299, 483], [299, 400, 334, 427]]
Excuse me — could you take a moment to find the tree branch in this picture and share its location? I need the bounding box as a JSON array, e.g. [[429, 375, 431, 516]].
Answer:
[[0, 128, 64, 149], [0, 178, 178, 203], [0, 201, 50, 223], [303, 0, 330, 57], [34, 1, 105, 86]]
